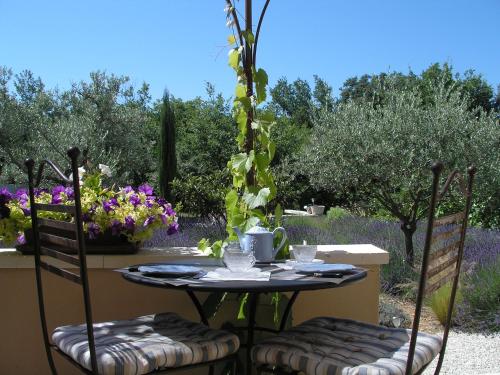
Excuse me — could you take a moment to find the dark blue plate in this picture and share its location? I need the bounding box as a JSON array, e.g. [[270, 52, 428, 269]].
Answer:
[[295, 263, 355, 275], [138, 265, 203, 277]]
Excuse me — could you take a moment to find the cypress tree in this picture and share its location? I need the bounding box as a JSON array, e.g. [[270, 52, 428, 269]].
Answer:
[[159, 90, 176, 201]]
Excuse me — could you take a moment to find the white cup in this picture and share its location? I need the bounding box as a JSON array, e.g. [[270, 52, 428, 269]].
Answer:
[[291, 245, 317, 263]]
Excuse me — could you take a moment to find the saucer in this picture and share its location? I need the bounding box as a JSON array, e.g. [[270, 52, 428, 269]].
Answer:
[[286, 259, 324, 268]]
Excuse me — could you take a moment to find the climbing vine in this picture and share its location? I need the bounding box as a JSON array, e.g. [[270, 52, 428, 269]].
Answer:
[[199, 0, 284, 257]]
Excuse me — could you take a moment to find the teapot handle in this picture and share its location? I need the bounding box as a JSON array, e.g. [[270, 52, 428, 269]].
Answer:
[[272, 227, 287, 258]]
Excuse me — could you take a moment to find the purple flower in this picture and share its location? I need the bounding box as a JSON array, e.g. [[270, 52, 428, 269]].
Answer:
[[124, 216, 135, 231], [64, 187, 74, 200], [129, 194, 141, 207], [82, 213, 92, 223], [102, 198, 119, 213], [111, 220, 122, 236], [87, 223, 100, 240], [51, 194, 63, 205], [138, 184, 154, 196], [17, 233, 26, 245], [123, 186, 134, 194], [51, 186, 66, 204], [145, 197, 155, 208], [167, 221, 179, 235], [160, 213, 168, 225], [52, 186, 65, 195], [15, 189, 29, 206], [22, 208, 31, 216], [0, 187, 13, 205], [164, 203, 176, 217], [157, 198, 166, 206], [144, 216, 155, 227]]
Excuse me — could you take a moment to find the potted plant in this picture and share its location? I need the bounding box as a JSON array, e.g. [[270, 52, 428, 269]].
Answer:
[[0, 166, 178, 254]]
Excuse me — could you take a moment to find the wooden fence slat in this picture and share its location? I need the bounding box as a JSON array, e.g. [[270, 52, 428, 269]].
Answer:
[[431, 226, 462, 243], [433, 212, 465, 227], [429, 240, 461, 263], [428, 255, 459, 279], [426, 269, 457, 296]]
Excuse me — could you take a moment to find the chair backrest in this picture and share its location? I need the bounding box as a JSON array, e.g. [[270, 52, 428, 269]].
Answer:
[[25, 147, 98, 374], [405, 163, 476, 375]]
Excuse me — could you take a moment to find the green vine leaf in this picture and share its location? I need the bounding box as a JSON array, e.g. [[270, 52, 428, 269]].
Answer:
[[254, 68, 268, 103], [255, 152, 270, 171], [228, 49, 239, 70], [243, 187, 270, 209], [242, 30, 255, 44], [235, 84, 246, 99]]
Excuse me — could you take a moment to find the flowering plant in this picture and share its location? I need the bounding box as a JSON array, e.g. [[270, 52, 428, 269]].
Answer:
[[0, 166, 178, 246]]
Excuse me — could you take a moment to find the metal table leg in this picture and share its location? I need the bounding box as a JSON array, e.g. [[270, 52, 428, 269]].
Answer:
[[247, 293, 259, 375], [186, 290, 209, 326], [279, 291, 300, 332]]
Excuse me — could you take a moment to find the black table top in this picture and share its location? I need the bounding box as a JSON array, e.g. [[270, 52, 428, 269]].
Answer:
[[119, 261, 367, 293]]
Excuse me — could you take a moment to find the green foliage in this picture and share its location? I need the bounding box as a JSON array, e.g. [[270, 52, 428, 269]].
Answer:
[[223, 27, 279, 244], [427, 282, 462, 325], [326, 206, 350, 220], [0, 68, 156, 187], [462, 257, 500, 331], [339, 62, 495, 113], [171, 170, 229, 225], [173, 84, 237, 176], [159, 91, 177, 201], [303, 78, 500, 264]]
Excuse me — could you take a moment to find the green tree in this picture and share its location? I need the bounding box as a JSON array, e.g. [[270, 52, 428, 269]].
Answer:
[[270, 77, 313, 127], [173, 84, 237, 176], [339, 63, 494, 113], [302, 79, 499, 265], [158, 91, 176, 201], [0, 68, 156, 186]]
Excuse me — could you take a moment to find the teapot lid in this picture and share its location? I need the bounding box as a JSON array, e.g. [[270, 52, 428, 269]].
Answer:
[[246, 221, 271, 234]]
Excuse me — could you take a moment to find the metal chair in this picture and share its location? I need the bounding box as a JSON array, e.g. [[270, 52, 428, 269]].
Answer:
[[252, 163, 476, 375], [26, 147, 239, 375]]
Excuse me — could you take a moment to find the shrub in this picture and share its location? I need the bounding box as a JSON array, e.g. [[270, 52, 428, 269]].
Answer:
[[171, 170, 229, 226], [460, 257, 500, 332], [427, 282, 463, 325], [326, 206, 350, 220]]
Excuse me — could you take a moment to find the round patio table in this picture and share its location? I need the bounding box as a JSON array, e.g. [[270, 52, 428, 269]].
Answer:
[[121, 263, 367, 375]]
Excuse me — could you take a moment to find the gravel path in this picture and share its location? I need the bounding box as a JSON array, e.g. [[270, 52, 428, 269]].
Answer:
[[424, 331, 500, 374]]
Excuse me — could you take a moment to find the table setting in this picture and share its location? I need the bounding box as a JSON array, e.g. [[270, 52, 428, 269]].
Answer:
[[119, 236, 366, 289]]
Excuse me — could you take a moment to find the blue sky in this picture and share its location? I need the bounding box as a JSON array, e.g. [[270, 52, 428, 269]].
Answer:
[[1, 0, 499, 101]]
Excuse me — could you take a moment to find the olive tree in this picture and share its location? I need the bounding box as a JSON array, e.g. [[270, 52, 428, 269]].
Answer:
[[302, 81, 499, 266], [0, 69, 156, 186]]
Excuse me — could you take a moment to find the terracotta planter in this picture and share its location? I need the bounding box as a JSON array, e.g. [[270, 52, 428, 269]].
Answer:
[[16, 228, 139, 255]]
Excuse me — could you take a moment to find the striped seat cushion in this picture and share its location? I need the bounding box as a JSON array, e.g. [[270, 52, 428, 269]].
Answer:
[[52, 312, 239, 375], [252, 317, 442, 375]]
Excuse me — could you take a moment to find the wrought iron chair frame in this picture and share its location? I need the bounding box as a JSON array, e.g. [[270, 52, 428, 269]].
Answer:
[[255, 163, 476, 375], [26, 147, 237, 375]]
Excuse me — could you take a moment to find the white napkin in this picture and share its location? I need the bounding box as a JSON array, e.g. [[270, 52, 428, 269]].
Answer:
[[202, 267, 271, 281]]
